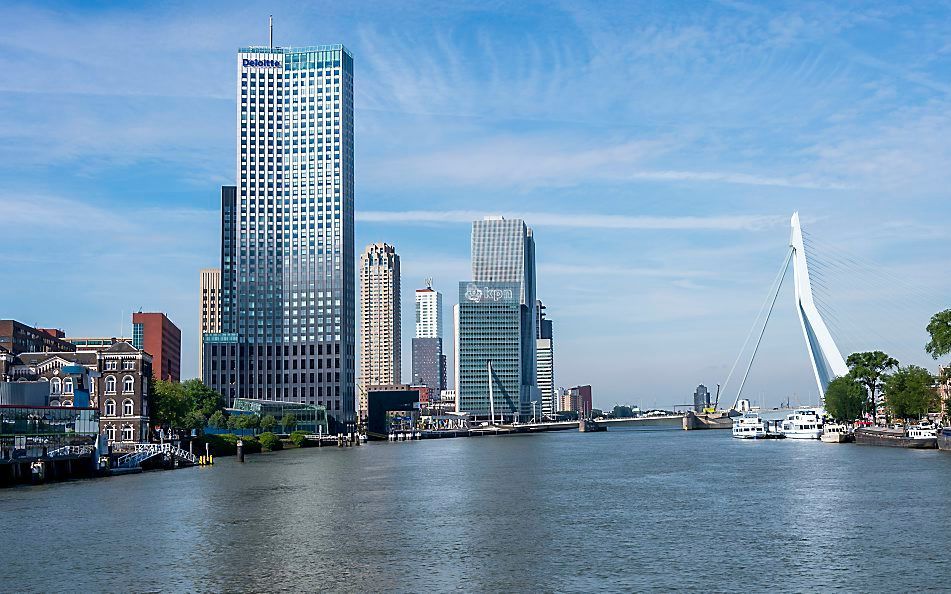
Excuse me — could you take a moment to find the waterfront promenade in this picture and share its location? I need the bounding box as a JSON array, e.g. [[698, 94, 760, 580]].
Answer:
[[3, 428, 950, 592]]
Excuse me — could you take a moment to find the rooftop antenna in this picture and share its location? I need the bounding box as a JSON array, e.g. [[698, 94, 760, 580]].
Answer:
[[269, 15, 273, 49], [425, 277, 433, 290]]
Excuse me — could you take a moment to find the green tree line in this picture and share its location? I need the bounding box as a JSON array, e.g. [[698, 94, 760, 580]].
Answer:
[[823, 308, 951, 424]]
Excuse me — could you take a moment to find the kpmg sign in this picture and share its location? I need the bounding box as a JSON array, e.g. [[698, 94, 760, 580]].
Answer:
[[461, 282, 518, 304], [243, 58, 282, 69]]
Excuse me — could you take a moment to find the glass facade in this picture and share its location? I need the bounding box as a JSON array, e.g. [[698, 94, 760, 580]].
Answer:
[[0, 405, 99, 460], [132, 323, 143, 350], [206, 43, 355, 430], [471, 218, 537, 389], [229, 397, 328, 435], [457, 282, 525, 419]]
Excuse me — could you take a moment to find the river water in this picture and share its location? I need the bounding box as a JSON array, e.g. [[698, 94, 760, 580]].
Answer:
[[3, 428, 950, 592]]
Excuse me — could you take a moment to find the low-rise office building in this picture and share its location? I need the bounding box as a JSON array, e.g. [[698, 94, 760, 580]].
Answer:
[[227, 398, 329, 435]]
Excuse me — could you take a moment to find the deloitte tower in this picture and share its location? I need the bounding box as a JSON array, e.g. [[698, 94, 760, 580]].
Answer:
[[203, 39, 356, 431]]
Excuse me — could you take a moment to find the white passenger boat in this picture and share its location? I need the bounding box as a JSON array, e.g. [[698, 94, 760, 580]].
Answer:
[[781, 409, 823, 440], [907, 422, 937, 440], [820, 423, 853, 443], [732, 413, 766, 439]]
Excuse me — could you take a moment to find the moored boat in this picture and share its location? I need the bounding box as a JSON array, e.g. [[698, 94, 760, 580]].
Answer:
[[781, 409, 823, 440], [820, 424, 854, 443], [732, 413, 766, 439], [939, 428, 951, 452], [854, 427, 936, 449]]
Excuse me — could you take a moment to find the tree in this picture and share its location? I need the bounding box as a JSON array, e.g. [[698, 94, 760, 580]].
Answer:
[[926, 309, 951, 360], [208, 410, 227, 429], [846, 351, 899, 423], [183, 410, 207, 431], [823, 376, 866, 422], [884, 365, 937, 421], [226, 414, 241, 430], [281, 413, 298, 432], [239, 414, 261, 431], [260, 414, 277, 432], [151, 380, 190, 429], [182, 379, 225, 417]]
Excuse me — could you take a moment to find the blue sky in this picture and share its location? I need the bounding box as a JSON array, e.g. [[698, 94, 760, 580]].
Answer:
[[3, 1, 950, 409]]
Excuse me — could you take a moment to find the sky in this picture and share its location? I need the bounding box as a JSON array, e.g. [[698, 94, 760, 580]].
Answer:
[[2, 0, 951, 410]]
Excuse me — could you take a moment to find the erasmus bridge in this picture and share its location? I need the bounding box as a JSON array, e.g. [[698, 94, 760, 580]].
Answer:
[[718, 211, 943, 411]]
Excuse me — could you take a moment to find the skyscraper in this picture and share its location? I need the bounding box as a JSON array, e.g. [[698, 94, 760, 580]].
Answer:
[[412, 282, 445, 394], [199, 268, 221, 374], [455, 217, 539, 421], [536, 300, 555, 420], [471, 216, 537, 389], [204, 41, 356, 430], [359, 243, 401, 416]]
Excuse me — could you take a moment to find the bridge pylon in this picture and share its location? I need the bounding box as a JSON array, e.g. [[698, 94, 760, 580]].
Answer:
[[790, 212, 849, 400]]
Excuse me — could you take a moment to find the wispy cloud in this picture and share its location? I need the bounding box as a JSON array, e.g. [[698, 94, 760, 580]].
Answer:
[[357, 210, 785, 231]]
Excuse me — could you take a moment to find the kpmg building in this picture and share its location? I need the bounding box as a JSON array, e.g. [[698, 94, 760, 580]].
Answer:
[[203, 41, 356, 431]]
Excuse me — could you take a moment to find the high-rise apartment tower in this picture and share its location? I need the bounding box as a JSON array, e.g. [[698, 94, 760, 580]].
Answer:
[[359, 243, 401, 416], [199, 268, 222, 373], [412, 281, 446, 395]]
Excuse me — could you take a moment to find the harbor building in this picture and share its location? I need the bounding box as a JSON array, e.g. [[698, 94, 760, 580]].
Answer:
[[412, 281, 446, 396], [132, 312, 181, 382], [203, 41, 357, 431], [1, 342, 153, 444], [359, 242, 401, 418], [536, 300, 555, 420], [225, 397, 329, 436], [199, 268, 222, 374]]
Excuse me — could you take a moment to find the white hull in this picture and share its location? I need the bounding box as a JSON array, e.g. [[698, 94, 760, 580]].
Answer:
[[784, 430, 823, 440]]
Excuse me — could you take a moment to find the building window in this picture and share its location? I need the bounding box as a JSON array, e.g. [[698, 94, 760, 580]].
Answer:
[[122, 376, 134, 394], [62, 400, 72, 407], [121, 425, 134, 442], [106, 425, 116, 441], [105, 399, 116, 416], [106, 360, 118, 370], [50, 377, 62, 394], [64, 378, 73, 394], [123, 360, 135, 370], [122, 399, 134, 416], [105, 376, 116, 394], [49, 399, 60, 407]]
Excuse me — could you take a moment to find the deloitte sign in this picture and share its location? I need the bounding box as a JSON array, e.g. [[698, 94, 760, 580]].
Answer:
[[243, 58, 282, 69]]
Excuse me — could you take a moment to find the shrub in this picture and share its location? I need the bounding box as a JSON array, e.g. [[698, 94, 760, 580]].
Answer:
[[290, 430, 310, 448], [258, 431, 283, 451]]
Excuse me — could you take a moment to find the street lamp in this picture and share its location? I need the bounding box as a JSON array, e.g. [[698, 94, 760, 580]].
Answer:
[[531, 400, 538, 424]]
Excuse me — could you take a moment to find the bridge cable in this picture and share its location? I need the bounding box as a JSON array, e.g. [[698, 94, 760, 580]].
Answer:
[[719, 247, 793, 404], [731, 245, 794, 411]]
